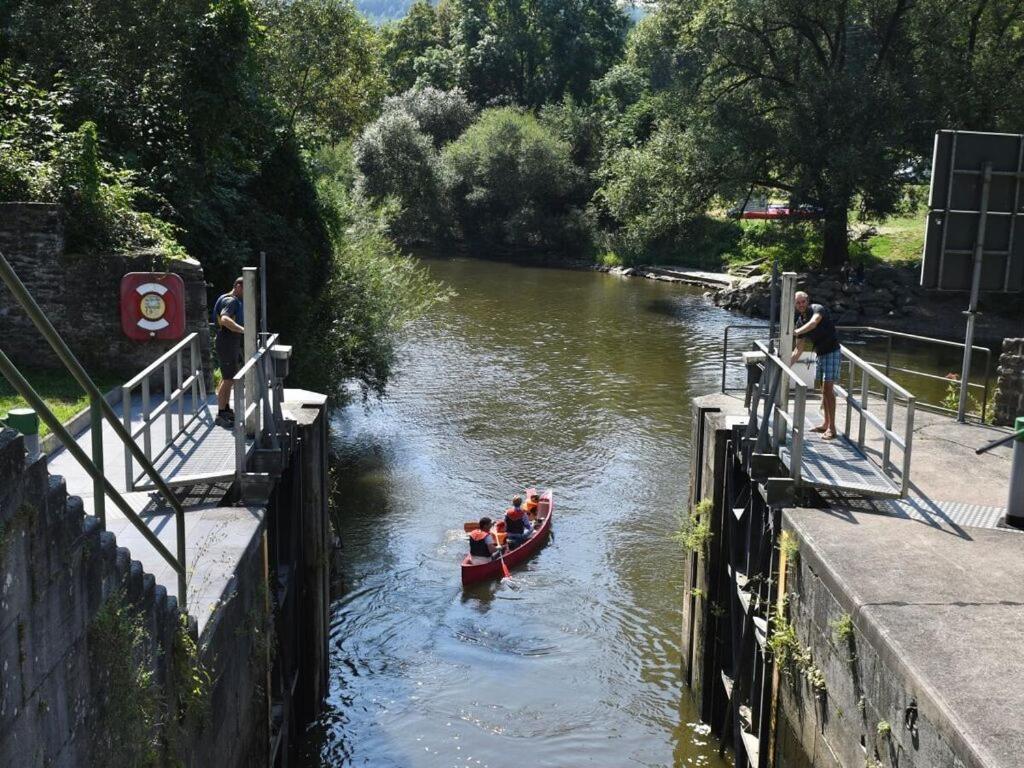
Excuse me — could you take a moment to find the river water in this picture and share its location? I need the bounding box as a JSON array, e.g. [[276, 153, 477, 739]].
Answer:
[[299, 257, 747, 768]]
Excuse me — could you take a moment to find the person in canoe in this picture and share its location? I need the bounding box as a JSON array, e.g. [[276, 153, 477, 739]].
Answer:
[[468, 517, 501, 565], [524, 492, 541, 523], [504, 496, 533, 549]]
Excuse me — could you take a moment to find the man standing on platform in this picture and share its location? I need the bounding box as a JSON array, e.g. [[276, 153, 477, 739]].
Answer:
[[213, 277, 244, 427], [790, 291, 841, 440]]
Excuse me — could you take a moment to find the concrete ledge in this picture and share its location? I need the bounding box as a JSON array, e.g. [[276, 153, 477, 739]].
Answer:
[[784, 508, 1024, 768]]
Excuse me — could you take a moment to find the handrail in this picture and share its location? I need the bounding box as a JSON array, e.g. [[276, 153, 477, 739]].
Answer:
[[838, 325, 992, 421], [753, 340, 808, 481], [233, 334, 281, 479], [122, 332, 207, 492], [839, 345, 914, 399], [0, 251, 189, 609], [836, 345, 916, 495]]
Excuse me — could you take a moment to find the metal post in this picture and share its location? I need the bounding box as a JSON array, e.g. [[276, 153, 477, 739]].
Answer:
[[89, 395, 106, 526], [234, 378, 247, 479], [767, 258, 779, 354], [176, 350, 185, 432], [885, 335, 892, 380], [776, 274, 797, 449], [957, 161, 993, 422], [260, 251, 268, 338], [142, 376, 152, 462], [1007, 417, 1024, 527], [243, 267, 258, 433], [122, 385, 133, 490], [901, 398, 915, 497], [883, 389, 895, 473], [858, 368, 869, 449], [163, 361, 172, 447]]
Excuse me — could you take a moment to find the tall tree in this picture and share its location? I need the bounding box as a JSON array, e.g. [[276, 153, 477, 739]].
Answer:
[[256, 0, 385, 144], [664, 0, 922, 266]]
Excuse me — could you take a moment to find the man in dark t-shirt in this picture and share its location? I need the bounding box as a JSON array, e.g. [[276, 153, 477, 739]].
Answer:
[[790, 291, 841, 439], [212, 277, 245, 427]]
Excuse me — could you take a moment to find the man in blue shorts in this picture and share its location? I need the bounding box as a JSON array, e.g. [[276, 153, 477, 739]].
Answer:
[[212, 277, 245, 427], [790, 291, 841, 439]]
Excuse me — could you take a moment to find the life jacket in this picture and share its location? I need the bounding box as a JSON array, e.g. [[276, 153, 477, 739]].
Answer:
[[468, 529, 492, 557], [505, 507, 528, 534]]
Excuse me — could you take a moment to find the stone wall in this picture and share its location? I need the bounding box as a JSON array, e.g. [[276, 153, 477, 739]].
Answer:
[[0, 428, 188, 766], [0, 202, 210, 381], [0, 426, 279, 767], [994, 338, 1024, 426]]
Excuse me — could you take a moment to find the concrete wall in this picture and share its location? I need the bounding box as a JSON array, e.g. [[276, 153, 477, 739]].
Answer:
[[774, 516, 972, 768], [994, 338, 1024, 426], [0, 427, 188, 766], [0, 202, 210, 380]]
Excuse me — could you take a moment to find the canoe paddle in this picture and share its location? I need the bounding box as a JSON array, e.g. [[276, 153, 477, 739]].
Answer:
[[497, 546, 511, 579]]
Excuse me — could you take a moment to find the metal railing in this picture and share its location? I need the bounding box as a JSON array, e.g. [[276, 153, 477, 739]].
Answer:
[[0, 251, 190, 609], [836, 345, 916, 496], [233, 333, 282, 480], [721, 324, 771, 393], [750, 340, 809, 482], [837, 326, 992, 422], [123, 333, 207, 491]]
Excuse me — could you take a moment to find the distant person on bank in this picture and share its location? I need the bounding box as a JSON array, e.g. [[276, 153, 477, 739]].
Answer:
[[213, 277, 244, 427], [790, 291, 841, 440]]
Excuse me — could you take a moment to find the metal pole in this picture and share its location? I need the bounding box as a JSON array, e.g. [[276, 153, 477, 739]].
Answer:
[[958, 161, 993, 422], [89, 395, 105, 526], [1008, 417, 1024, 528], [767, 257, 779, 355], [243, 267, 258, 433], [260, 251, 268, 338]]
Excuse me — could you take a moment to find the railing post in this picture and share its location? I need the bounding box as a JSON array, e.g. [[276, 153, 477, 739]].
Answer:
[[142, 376, 152, 463], [90, 394, 105, 526], [122, 384, 133, 491], [885, 335, 893, 380], [176, 349, 185, 432], [902, 397, 916, 497], [858, 368, 869, 449], [791, 386, 806, 481], [194, 336, 208, 406], [234, 378, 246, 480], [845, 360, 854, 438], [243, 267, 258, 433], [163, 361, 173, 448], [883, 388, 895, 473]]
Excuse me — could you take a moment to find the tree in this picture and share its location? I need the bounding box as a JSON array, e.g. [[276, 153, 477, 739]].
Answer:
[[380, 1, 444, 93], [664, 0, 923, 267], [354, 109, 445, 243], [440, 107, 587, 252], [256, 0, 385, 144], [382, 86, 476, 146], [441, 0, 629, 107]]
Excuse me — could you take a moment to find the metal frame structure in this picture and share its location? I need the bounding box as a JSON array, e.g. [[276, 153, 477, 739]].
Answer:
[[922, 129, 1024, 420]]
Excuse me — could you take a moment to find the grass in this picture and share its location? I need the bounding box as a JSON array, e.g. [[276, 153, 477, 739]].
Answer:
[[858, 210, 925, 266], [0, 368, 122, 437]]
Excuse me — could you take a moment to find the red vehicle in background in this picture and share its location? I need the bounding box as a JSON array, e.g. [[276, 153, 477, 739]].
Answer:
[[739, 203, 822, 220]]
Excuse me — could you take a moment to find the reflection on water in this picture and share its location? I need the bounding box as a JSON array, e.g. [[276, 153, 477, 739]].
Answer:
[[300, 258, 735, 767]]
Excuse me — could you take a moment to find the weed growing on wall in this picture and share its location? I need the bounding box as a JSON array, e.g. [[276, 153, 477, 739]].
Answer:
[[88, 591, 161, 768], [768, 598, 827, 696], [167, 614, 212, 751], [672, 498, 713, 555]]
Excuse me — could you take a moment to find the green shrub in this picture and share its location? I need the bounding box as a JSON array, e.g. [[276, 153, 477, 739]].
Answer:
[[672, 498, 714, 555]]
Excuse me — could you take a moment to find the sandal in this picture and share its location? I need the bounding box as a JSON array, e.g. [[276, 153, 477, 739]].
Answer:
[[810, 425, 827, 433], [822, 431, 836, 440]]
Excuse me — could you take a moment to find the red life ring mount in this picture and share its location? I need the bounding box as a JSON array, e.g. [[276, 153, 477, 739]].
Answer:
[[120, 272, 186, 341]]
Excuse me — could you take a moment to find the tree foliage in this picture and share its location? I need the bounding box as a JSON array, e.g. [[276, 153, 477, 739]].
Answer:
[[256, 0, 386, 144], [441, 107, 587, 252]]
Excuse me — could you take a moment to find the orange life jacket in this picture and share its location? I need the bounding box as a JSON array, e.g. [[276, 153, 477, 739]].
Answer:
[[505, 507, 527, 520], [505, 507, 529, 534], [524, 500, 538, 513]]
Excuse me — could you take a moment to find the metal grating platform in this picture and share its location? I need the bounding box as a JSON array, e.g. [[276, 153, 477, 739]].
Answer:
[[135, 406, 254, 489], [819, 493, 1014, 532], [780, 434, 901, 498]]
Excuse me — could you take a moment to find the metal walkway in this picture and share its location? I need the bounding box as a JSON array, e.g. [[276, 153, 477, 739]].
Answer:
[[780, 431, 901, 498]]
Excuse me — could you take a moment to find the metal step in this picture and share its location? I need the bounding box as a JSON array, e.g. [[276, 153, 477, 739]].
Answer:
[[721, 670, 734, 699], [740, 727, 761, 768]]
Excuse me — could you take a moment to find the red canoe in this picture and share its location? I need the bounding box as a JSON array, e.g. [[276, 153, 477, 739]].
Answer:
[[461, 490, 553, 585]]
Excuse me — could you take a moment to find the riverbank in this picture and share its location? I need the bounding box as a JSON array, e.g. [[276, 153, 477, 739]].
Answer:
[[595, 260, 1024, 345]]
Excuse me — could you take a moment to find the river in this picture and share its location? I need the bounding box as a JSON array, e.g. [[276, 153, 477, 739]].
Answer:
[[297, 257, 752, 767]]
